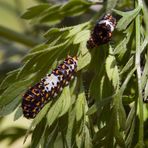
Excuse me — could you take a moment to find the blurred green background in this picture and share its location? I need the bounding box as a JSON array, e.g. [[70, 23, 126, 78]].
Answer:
[[0, 0, 37, 80]]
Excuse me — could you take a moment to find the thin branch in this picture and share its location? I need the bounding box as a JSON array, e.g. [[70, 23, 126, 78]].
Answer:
[[0, 26, 40, 47]]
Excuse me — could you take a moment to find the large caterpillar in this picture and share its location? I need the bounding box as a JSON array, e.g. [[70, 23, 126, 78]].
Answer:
[[22, 56, 78, 119], [87, 14, 116, 49]]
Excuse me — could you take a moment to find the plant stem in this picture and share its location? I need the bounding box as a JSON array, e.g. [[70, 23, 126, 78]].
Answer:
[[135, 0, 144, 147], [0, 26, 40, 47]]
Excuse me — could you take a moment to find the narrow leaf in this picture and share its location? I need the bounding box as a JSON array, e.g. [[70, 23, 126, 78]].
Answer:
[[73, 30, 90, 44], [114, 6, 141, 31], [14, 106, 23, 121], [0, 78, 33, 106], [75, 89, 85, 121], [59, 86, 72, 117], [106, 47, 119, 89], [22, 4, 50, 19], [77, 52, 91, 71], [0, 96, 21, 117], [46, 98, 63, 127]]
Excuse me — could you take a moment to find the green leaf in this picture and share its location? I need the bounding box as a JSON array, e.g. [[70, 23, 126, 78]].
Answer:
[[106, 0, 118, 13], [31, 118, 46, 148], [86, 104, 97, 116], [120, 67, 136, 94], [70, 77, 77, 96], [23, 41, 68, 61], [64, 5, 90, 17], [84, 126, 92, 148], [39, 5, 62, 23], [140, 38, 148, 53], [67, 23, 88, 37], [86, 97, 112, 115], [75, 89, 85, 121], [120, 56, 134, 75], [114, 6, 141, 31], [125, 118, 135, 147], [0, 78, 33, 106], [30, 44, 49, 53], [14, 106, 23, 121], [44, 26, 73, 40], [142, 2, 148, 36], [106, 47, 119, 89], [66, 106, 76, 147], [93, 126, 108, 142], [32, 47, 66, 83], [18, 47, 59, 80], [125, 105, 135, 134], [141, 53, 148, 88], [77, 52, 91, 71], [89, 48, 110, 100], [0, 69, 19, 90], [44, 28, 60, 38], [17, 56, 39, 79], [118, 101, 126, 130], [114, 25, 133, 59], [59, 86, 72, 117], [46, 98, 63, 127], [73, 30, 90, 44], [113, 92, 126, 131], [76, 130, 84, 148], [39, 13, 63, 25], [79, 41, 89, 55], [89, 71, 103, 101], [44, 28, 69, 45], [143, 104, 148, 122], [44, 123, 59, 148], [0, 96, 21, 117], [60, 0, 91, 17], [34, 102, 52, 125], [22, 4, 50, 19], [61, 0, 91, 12], [40, 4, 61, 17], [23, 102, 52, 143], [114, 127, 125, 147], [22, 1, 90, 24]]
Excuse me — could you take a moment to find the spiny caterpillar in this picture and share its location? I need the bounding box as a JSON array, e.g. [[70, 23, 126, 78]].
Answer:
[[22, 56, 78, 119], [87, 14, 116, 49]]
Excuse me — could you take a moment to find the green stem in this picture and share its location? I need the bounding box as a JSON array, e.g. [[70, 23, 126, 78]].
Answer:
[[0, 26, 40, 47], [135, 0, 144, 147]]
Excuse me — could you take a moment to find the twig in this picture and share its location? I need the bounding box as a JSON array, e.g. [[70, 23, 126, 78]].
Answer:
[[0, 26, 40, 47]]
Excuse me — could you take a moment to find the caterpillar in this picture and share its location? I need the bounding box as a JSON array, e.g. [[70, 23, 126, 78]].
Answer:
[[87, 14, 116, 49], [22, 56, 78, 119]]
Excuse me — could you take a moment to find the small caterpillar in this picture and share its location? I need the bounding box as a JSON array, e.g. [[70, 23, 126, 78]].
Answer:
[[22, 56, 78, 119], [87, 14, 116, 49]]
